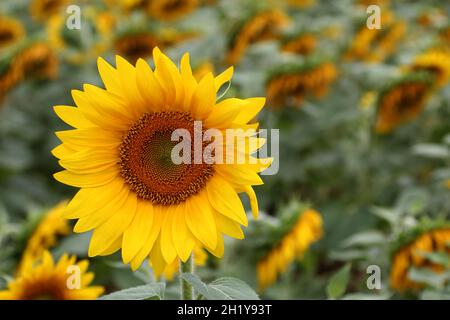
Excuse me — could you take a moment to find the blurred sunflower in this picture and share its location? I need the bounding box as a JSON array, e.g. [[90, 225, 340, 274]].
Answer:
[[286, 0, 315, 8], [30, 0, 67, 22], [0, 251, 103, 300], [0, 16, 25, 49], [375, 72, 433, 134], [162, 245, 208, 280], [17, 201, 70, 274], [193, 61, 214, 81], [52, 48, 271, 275], [0, 61, 22, 103], [266, 59, 337, 108], [344, 12, 405, 62], [257, 208, 322, 291], [390, 225, 450, 292], [114, 32, 160, 64], [281, 32, 317, 56], [411, 49, 450, 88], [13, 43, 58, 80], [147, 0, 199, 21], [226, 9, 290, 65]]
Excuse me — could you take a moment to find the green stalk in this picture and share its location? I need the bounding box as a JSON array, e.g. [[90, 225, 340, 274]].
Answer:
[[180, 255, 194, 300]]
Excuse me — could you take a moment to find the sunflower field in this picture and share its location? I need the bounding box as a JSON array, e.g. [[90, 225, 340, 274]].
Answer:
[[0, 0, 450, 301]]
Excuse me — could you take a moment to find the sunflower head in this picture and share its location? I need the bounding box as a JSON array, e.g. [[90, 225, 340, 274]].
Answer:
[[114, 32, 160, 64], [254, 201, 323, 291], [281, 32, 317, 56], [226, 9, 290, 65], [13, 43, 58, 80], [0, 16, 25, 49], [17, 201, 70, 274], [53, 48, 271, 275], [390, 220, 450, 292], [0, 251, 103, 300], [30, 0, 68, 22], [266, 58, 337, 108], [375, 71, 434, 134], [411, 49, 450, 88], [147, 0, 199, 21]]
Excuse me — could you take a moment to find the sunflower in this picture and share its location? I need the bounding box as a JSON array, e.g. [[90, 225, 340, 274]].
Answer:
[[257, 209, 322, 291], [286, 0, 316, 8], [30, 0, 67, 22], [344, 12, 404, 62], [411, 49, 450, 88], [114, 33, 160, 64], [375, 72, 433, 134], [13, 43, 58, 80], [390, 227, 450, 292], [266, 60, 337, 108], [0, 251, 103, 300], [281, 33, 317, 56], [147, 0, 199, 21], [226, 9, 290, 65], [53, 48, 271, 275], [0, 61, 22, 104], [17, 201, 70, 274], [0, 16, 25, 49], [162, 244, 208, 280]]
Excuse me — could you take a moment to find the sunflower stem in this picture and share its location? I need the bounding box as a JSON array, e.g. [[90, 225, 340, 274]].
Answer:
[[180, 255, 194, 300]]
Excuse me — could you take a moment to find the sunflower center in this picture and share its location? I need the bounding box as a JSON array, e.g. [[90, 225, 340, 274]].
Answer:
[[119, 111, 214, 205], [0, 30, 14, 44], [20, 281, 65, 300]]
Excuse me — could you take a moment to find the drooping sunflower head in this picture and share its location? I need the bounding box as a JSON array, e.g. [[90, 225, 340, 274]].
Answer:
[[0, 58, 22, 103], [375, 71, 434, 134], [255, 202, 323, 291], [390, 222, 450, 292], [17, 201, 70, 275], [53, 48, 271, 275], [114, 32, 160, 64], [147, 0, 199, 21], [226, 9, 290, 65], [30, 0, 68, 22], [411, 49, 450, 88], [266, 58, 337, 108], [0, 16, 25, 49], [13, 43, 58, 80], [281, 32, 317, 56], [0, 251, 103, 300]]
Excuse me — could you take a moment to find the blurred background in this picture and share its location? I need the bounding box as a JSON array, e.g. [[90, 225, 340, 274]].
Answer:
[[0, 0, 450, 299]]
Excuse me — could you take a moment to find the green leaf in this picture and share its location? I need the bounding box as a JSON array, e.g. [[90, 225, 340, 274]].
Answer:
[[371, 207, 399, 225], [412, 144, 449, 159], [99, 283, 165, 300], [326, 263, 351, 299], [341, 230, 385, 248], [209, 277, 259, 300], [181, 274, 259, 300], [408, 268, 449, 289]]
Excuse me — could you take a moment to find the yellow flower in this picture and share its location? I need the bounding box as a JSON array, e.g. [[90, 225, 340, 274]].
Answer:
[[226, 9, 290, 65], [17, 201, 70, 274], [147, 0, 199, 21], [257, 209, 322, 291], [411, 49, 450, 88], [114, 33, 161, 64], [0, 61, 22, 104], [0, 16, 25, 49], [52, 48, 271, 275], [266, 61, 337, 108], [0, 251, 103, 300], [281, 33, 317, 56], [375, 73, 432, 134], [30, 0, 67, 22], [13, 43, 58, 80], [390, 228, 450, 292], [162, 245, 208, 280]]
